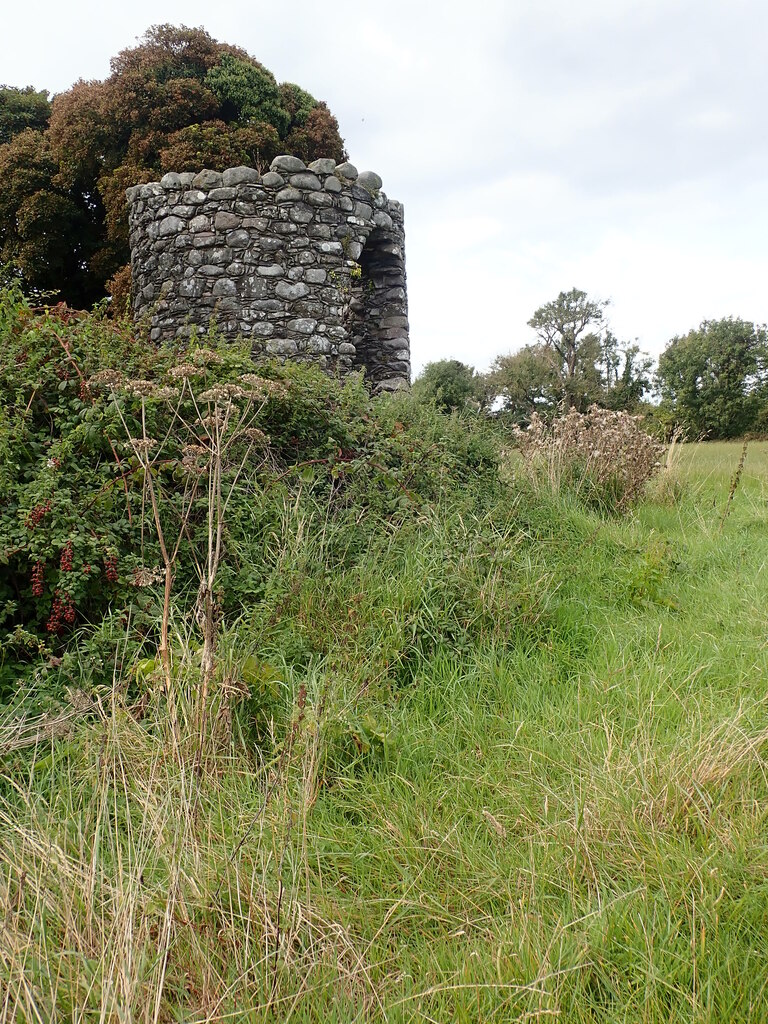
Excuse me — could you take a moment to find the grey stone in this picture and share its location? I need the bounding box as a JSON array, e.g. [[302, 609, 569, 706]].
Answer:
[[307, 192, 333, 207], [305, 268, 327, 284], [209, 247, 232, 263], [289, 172, 322, 191], [271, 155, 306, 173], [222, 165, 261, 186], [261, 171, 285, 187], [178, 172, 196, 186], [357, 171, 383, 192], [287, 318, 317, 334], [257, 265, 284, 277], [354, 202, 373, 220], [178, 279, 204, 298], [276, 281, 310, 300], [276, 187, 302, 204], [335, 162, 358, 181], [160, 172, 182, 189], [182, 190, 207, 204], [192, 169, 223, 189], [189, 215, 210, 233], [308, 158, 337, 174], [214, 211, 240, 230], [212, 279, 237, 297], [323, 176, 342, 193], [242, 277, 268, 299], [158, 216, 185, 236], [225, 229, 251, 248], [207, 187, 237, 201], [289, 203, 314, 224], [242, 217, 270, 231], [266, 338, 299, 356]]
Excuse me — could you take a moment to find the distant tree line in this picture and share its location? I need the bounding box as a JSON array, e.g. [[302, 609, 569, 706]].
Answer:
[[415, 289, 768, 440], [0, 25, 345, 308]]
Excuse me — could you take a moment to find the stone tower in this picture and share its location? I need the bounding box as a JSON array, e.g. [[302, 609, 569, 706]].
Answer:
[[126, 155, 410, 391]]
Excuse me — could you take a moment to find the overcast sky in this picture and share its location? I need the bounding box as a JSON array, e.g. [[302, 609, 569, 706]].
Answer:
[[2, 0, 767, 372]]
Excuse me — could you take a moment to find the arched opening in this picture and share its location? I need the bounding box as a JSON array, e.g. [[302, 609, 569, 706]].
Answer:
[[348, 227, 409, 389]]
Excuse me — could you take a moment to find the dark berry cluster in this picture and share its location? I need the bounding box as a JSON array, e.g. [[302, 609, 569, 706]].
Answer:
[[25, 500, 52, 529], [31, 560, 45, 597], [47, 590, 75, 633], [79, 380, 90, 401], [59, 540, 74, 572], [104, 554, 119, 583]]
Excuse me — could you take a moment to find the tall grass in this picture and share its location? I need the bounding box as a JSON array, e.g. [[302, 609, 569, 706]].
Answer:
[[2, 442, 768, 1021]]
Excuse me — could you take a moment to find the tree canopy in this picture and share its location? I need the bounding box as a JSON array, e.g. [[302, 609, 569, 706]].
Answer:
[[527, 288, 608, 408], [487, 289, 652, 422], [0, 85, 51, 146], [657, 318, 768, 438], [0, 25, 346, 307], [413, 360, 484, 412]]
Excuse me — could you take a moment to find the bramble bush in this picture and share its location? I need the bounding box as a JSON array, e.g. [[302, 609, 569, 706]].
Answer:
[[0, 285, 501, 703]]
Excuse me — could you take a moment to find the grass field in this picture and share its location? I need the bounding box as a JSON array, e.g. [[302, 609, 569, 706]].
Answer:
[[2, 440, 768, 1022]]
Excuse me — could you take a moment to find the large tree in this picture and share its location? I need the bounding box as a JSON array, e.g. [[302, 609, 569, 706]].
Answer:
[[487, 292, 652, 422], [527, 288, 609, 408], [486, 345, 562, 423], [0, 85, 51, 145], [657, 318, 768, 438], [413, 360, 484, 412], [0, 25, 346, 307]]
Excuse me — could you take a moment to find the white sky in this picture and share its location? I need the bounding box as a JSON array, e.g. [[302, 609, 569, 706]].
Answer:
[[2, 0, 767, 373]]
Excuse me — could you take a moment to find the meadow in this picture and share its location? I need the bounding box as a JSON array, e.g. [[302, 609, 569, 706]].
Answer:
[[2, 436, 768, 1022]]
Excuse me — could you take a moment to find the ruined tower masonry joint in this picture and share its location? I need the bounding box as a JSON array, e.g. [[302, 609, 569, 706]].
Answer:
[[126, 155, 410, 391]]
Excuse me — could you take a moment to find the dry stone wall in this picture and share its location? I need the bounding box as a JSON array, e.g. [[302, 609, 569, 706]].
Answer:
[[126, 155, 410, 391]]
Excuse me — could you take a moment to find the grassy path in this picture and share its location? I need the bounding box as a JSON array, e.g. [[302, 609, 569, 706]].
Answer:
[[2, 443, 767, 1021]]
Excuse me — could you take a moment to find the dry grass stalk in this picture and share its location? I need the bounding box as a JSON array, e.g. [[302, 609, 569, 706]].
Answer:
[[718, 438, 749, 532], [511, 405, 665, 510]]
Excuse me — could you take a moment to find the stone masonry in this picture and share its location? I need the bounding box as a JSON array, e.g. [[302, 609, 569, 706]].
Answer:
[[126, 155, 410, 391]]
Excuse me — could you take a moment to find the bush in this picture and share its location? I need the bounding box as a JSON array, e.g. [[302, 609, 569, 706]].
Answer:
[[0, 285, 503, 703], [508, 404, 665, 511]]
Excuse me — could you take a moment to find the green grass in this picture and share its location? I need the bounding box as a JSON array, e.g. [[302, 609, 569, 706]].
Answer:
[[2, 441, 768, 1021]]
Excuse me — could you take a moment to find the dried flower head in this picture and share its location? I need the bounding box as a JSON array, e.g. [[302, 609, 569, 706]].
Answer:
[[87, 369, 124, 392], [123, 378, 157, 398], [180, 443, 209, 471], [191, 347, 222, 366], [241, 427, 269, 446], [168, 363, 202, 379], [127, 438, 158, 457], [198, 383, 247, 403], [239, 374, 288, 399], [151, 386, 180, 401], [131, 566, 165, 588]]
